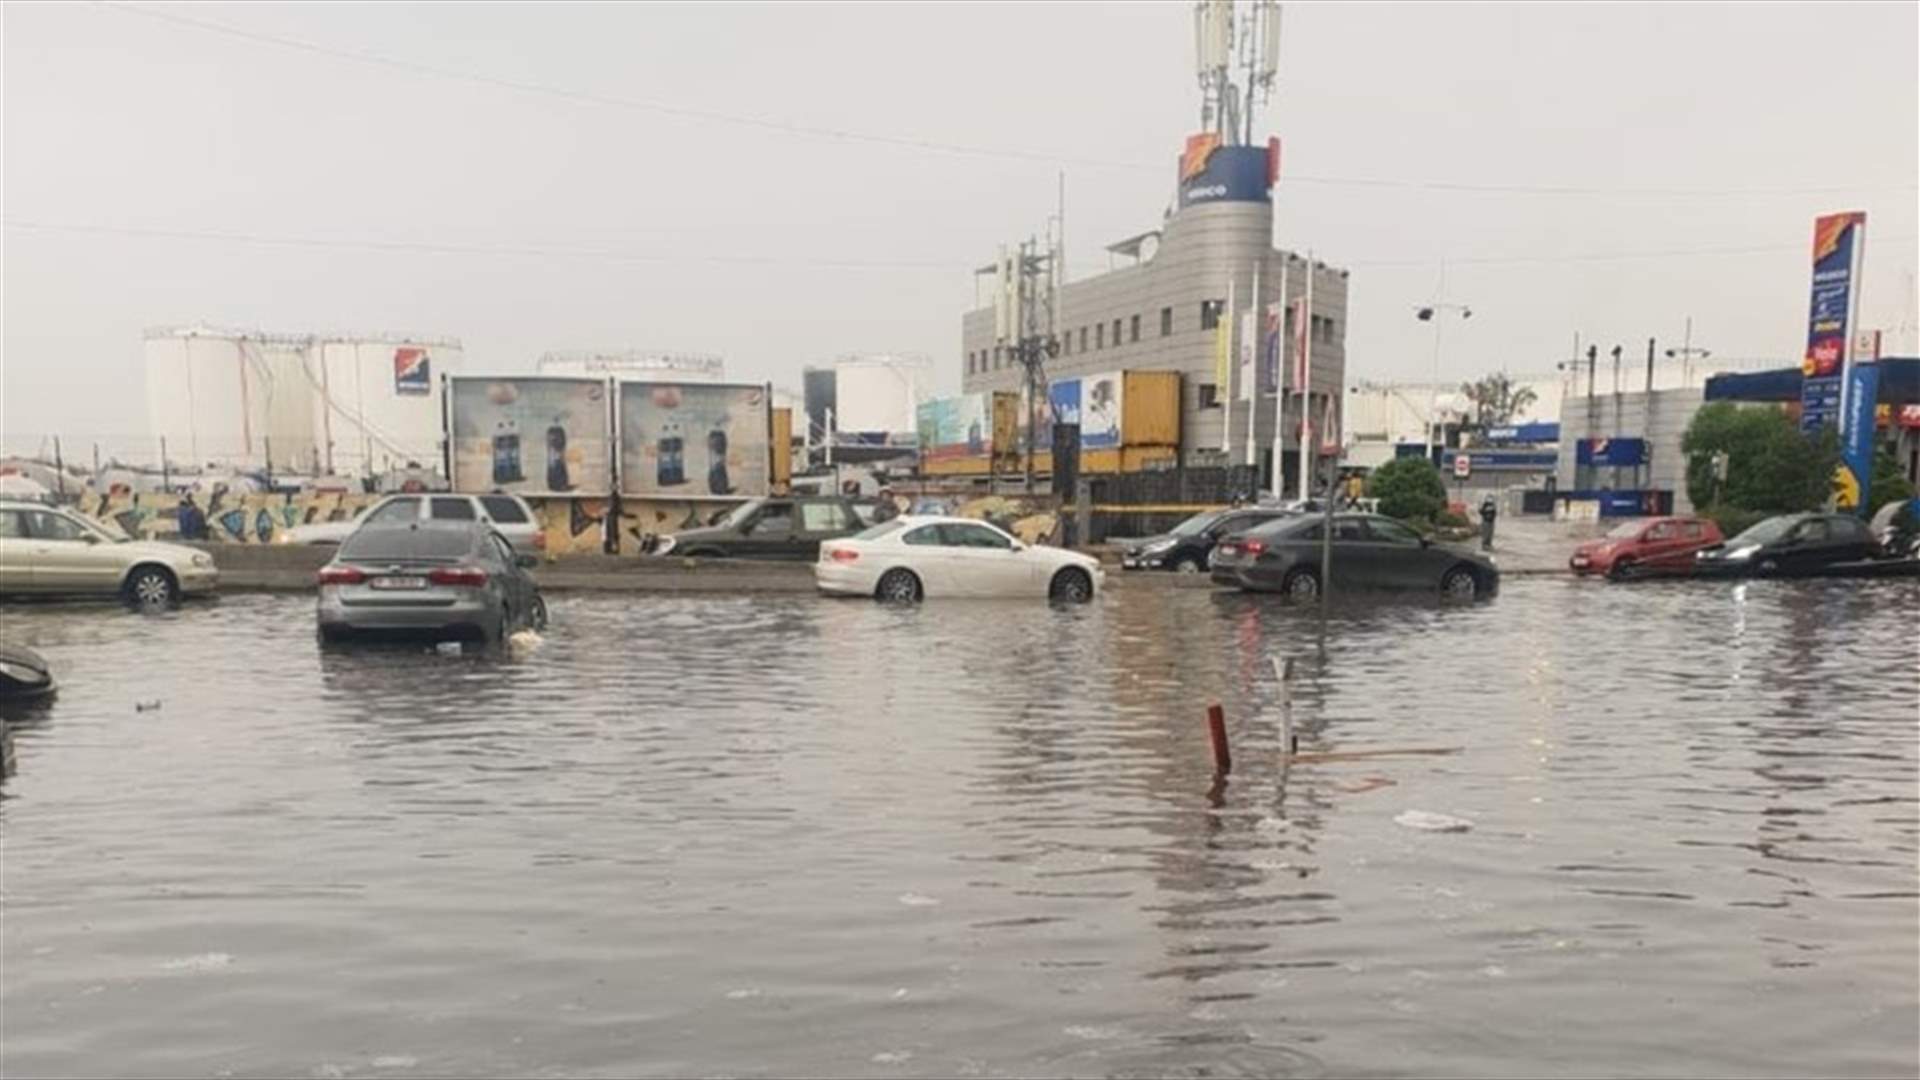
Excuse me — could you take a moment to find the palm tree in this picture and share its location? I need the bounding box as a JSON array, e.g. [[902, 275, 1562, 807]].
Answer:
[[1458, 373, 1539, 443]]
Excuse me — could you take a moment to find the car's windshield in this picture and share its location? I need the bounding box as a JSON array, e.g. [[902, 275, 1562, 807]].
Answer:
[[721, 499, 765, 529], [1728, 516, 1799, 547], [1170, 510, 1226, 537], [1606, 522, 1643, 540]]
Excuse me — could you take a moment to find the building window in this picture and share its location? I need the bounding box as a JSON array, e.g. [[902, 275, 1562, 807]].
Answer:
[[969, 351, 977, 374], [1160, 307, 1173, 336], [993, 346, 1002, 370], [1130, 314, 1141, 343], [1198, 383, 1221, 408], [1201, 300, 1224, 330], [1095, 323, 1104, 349], [1059, 333, 1069, 357], [1284, 307, 1296, 335], [1112, 319, 1122, 346], [1322, 316, 1338, 344], [1079, 327, 1088, 352]]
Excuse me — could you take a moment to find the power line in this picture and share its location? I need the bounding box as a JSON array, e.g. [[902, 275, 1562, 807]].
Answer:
[[13, 218, 1913, 274], [100, 1, 1916, 202]]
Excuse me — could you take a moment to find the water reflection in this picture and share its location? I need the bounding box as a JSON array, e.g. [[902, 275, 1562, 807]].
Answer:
[[1, 580, 1915, 1078]]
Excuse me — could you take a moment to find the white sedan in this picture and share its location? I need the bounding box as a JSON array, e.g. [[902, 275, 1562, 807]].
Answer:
[[815, 515, 1104, 602]]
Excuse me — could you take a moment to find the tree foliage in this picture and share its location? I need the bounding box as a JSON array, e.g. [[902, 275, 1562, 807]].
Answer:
[[1459, 372, 1540, 442], [1679, 403, 1837, 516], [1867, 443, 1916, 517], [1366, 456, 1448, 524]]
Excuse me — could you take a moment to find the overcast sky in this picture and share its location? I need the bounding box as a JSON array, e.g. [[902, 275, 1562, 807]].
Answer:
[[4, 1, 1916, 449]]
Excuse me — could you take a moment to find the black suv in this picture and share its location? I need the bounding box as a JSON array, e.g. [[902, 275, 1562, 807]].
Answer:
[[1121, 507, 1295, 573], [646, 496, 866, 561]]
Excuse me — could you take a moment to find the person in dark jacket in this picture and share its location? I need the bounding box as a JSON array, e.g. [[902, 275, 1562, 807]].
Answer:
[[1478, 494, 1498, 551], [176, 494, 208, 541]]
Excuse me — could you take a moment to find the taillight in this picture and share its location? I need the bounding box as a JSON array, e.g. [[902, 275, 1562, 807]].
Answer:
[[1242, 540, 1266, 556], [428, 566, 490, 587], [829, 548, 860, 563], [317, 566, 365, 586]]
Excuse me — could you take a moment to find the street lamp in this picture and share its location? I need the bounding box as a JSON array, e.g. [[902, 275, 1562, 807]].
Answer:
[[1664, 316, 1710, 388], [1416, 303, 1472, 461]]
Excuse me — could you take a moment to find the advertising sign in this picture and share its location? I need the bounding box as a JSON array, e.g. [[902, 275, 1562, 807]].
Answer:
[[1799, 212, 1866, 434], [1177, 144, 1274, 209], [449, 377, 610, 495], [1048, 379, 1082, 426], [1080, 371, 1124, 450], [916, 394, 991, 461], [1834, 363, 1880, 510], [1237, 310, 1258, 401], [393, 347, 431, 395], [1575, 437, 1648, 468], [1260, 303, 1282, 394], [1292, 298, 1309, 390], [618, 382, 769, 497]]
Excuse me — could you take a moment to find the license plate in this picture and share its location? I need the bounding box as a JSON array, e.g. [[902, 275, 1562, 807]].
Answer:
[[1571, 556, 1589, 567], [371, 576, 427, 590], [1122, 559, 1139, 568]]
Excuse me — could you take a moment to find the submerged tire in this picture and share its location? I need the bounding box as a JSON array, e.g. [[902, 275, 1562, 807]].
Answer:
[[1172, 557, 1202, 574], [875, 568, 923, 604], [1441, 566, 1480, 600], [530, 595, 549, 631], [1607, 557, 1637, 582], [1049, 567, 1094, 603], [1280, 567, 1321, 600], [124, 566, 178, 608]]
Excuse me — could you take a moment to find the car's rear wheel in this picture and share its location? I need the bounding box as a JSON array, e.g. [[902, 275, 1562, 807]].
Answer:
[[1280, 567, 1321, 600], [1607, 557, 1637, 582], [1441, 566, 1480, 600], [124, 565, 179, 608], [1049, 567, 1094, 603], [530, 595, 549, 631], [876, 568, 923, 604], [1172, 556, 1202, 574]]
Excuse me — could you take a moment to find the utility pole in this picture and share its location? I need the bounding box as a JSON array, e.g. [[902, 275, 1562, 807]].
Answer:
[[1665, 317, 1711, 388], [987, 235, 1059, 493]]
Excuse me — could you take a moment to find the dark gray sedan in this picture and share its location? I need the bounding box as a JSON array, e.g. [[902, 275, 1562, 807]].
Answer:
[[316, 521, 546, 643], [1209, 513, 1499, 600]]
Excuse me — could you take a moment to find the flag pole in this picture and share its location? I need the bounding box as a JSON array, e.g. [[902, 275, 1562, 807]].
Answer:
[[1244, 260, 1261, 469], [1271, 257, 1288, 499], [1220, 272, 1236, 456], [1297, 251, 1315, 502]]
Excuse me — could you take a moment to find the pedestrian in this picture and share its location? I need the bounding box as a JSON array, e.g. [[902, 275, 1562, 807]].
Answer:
[[1478, 493, 1498, 551], [873, 487, 899, 523], [1343, 473, 1365, 510], [176, 493, 208, 541]]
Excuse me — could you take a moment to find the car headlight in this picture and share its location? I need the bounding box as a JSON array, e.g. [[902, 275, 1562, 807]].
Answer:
[[654, 536, 676, 556], [1139, 538, 1175, 554], [1723, 545, 1759, 560], [191, 553, 213, 568]]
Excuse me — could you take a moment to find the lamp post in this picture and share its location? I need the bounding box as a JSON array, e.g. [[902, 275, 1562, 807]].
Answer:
[[1665, 316, 1711, 388], [1415, 301, 1472, 462]]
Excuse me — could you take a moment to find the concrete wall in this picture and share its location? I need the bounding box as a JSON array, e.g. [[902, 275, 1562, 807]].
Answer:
[[1556, 388, 1706, 512], [959, 198, 1348, 477]]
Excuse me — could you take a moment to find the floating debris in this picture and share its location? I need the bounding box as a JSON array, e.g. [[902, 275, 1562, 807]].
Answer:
[[1395, 810, 1474, 833]]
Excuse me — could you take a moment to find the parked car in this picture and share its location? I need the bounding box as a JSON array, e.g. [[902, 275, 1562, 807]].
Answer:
[[316, 521, 546, 643], [1570, 516, 1725, 579], [646, 496, 866, 561], [1869, 498, 1920, 559], [1210, 512, 1499, 600], [1122, 507, 1295, 573], [0, 498, 218, 605], [816, 516, 1104, 603], [0, 642, 55, 702], [1694, 512, 1882, 578], [280, 493, 544, 552]]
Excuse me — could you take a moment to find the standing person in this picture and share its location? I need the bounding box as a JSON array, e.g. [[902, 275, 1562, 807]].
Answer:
[[176, 493, 207, 541], [872, 487, 899, 523], [1478, 494, 1498, 551], [1343, 472, 1365, 510]]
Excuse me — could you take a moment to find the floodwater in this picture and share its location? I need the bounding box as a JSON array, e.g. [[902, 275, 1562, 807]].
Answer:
[[2, 578, 1916, 1079]]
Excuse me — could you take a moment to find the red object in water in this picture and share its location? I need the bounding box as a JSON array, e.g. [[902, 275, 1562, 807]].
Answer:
[[427, 566, 490, 587], [1206, 703, 1232, 776]]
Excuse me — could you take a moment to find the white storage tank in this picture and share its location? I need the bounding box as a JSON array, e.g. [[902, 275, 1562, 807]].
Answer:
[[144, 326, 461, 478]]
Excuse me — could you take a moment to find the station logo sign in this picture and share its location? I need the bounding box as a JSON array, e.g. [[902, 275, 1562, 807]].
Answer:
[[393, 347, 431, 395]]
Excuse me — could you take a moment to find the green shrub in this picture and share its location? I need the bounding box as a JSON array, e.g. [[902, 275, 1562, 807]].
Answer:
[[1434, 509, 1470, 529], [1701, 504, 1770, 539], [1866, 444, 1917, 518], [1366, 457, 1448, 524], [1680, 403, 1837, 514]]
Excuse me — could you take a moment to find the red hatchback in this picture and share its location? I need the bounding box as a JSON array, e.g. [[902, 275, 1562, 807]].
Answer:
[[1570, 516, 1724, 579]]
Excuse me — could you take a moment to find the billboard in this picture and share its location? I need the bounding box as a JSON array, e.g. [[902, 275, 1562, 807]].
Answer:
[[916, 394, 991, 461], [449, 377, 611, 495], [1080, 371, 1124, 449], [1048, 379, 1082, 426], [618, 382, 770, 497], [1799, 212, 1866, 435], [1835, 363, 1880, 510], [394, 347, 431, 395], [1177, 143, 1273, 209]]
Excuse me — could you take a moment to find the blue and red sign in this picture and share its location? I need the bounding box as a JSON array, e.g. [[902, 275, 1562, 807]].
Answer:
[[1177, 143, 1274, 209], [1799, 212, 1865, 434], [1575, 437, 1647, 468], [1836, 362, 1880, 510], [394, 347, 431, 396]]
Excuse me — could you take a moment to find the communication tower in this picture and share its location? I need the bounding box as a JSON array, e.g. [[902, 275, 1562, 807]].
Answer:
[[1194, 0, 1282, 146]]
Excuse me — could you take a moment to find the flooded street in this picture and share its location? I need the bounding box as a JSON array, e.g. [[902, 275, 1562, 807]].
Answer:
[[3, 579, 1916, 1079]]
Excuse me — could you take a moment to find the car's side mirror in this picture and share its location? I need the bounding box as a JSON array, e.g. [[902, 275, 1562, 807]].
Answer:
[[1009, 542, 1026, 552], [1419, 535, 1432, 547], [515, 554, 538, 569], [83, 534, 101, 545]]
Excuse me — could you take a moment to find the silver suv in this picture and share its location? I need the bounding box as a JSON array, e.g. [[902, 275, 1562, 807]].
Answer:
[[279, 494, 545, 553]]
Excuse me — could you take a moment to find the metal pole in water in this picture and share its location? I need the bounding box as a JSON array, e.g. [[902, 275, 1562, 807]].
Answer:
[[1272, 655, 1297, 757], [1206, 703, 1232, 776]]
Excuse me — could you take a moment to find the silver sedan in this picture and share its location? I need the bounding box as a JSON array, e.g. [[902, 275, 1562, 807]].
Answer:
[[316, 521, 546, 644]]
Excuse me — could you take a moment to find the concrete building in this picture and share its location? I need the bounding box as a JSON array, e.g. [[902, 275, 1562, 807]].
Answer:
[[958, 142, 1349, 494], [1556, 387, 1706, 514]]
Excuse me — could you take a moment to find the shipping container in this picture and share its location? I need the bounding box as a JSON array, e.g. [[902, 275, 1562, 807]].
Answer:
[[1120, 371, 1182, 447]]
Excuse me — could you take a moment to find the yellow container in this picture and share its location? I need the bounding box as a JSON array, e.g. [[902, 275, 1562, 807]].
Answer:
[[1121, 370, 1182, 448]]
